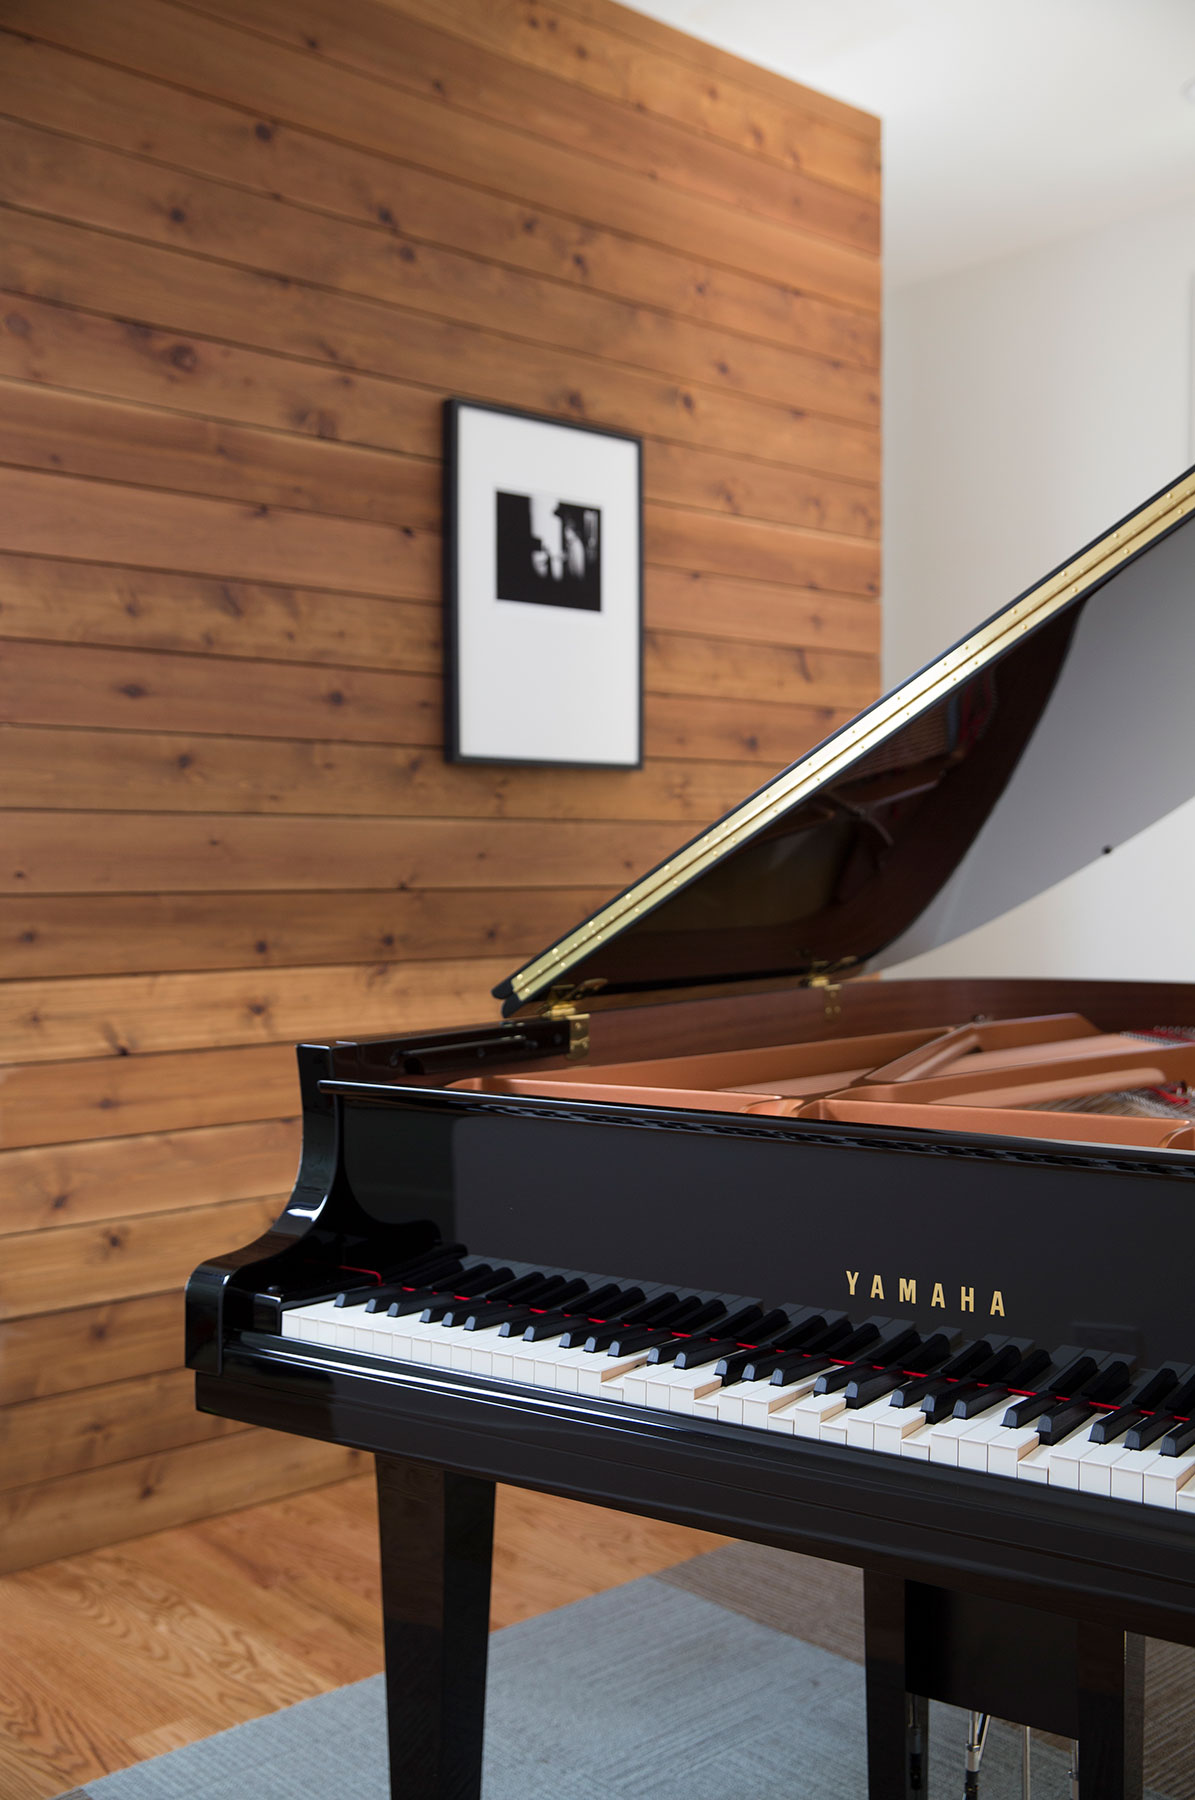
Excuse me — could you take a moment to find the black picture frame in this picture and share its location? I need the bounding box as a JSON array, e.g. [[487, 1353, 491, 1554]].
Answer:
[[443, 398, 644, 768]]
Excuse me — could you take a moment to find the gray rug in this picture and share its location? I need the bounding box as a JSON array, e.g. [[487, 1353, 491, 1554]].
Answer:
[[60, 1561, 1175, 1800]]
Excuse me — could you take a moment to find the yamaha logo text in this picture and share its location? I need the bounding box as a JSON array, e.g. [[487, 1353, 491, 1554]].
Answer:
[[846, 1271, 1005, 1318]]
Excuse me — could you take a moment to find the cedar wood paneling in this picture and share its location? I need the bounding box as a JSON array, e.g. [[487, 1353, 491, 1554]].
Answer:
[[0, 0, 880, 1569]]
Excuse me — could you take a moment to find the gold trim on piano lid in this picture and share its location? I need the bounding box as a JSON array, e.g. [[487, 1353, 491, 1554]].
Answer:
[[509, 470, 1195, 1010]]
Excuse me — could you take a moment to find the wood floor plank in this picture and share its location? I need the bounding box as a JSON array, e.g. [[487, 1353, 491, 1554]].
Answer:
[[0, 35, 880, 368], [0, 1475, 724, 1795]]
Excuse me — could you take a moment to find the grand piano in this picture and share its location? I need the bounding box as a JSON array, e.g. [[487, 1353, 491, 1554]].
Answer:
[[187, 467, 1195, 1798]]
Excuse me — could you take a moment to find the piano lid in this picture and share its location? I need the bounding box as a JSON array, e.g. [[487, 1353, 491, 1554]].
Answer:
[[494, 467, 1195, 1020]]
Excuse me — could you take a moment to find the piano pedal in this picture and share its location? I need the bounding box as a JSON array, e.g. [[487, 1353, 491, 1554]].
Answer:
[[963, 1710, 990, 1798]]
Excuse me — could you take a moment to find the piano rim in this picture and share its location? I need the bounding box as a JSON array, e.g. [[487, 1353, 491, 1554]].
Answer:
[[317, 1075, 1195, 1181], [198, 1330, 1195, 1650]]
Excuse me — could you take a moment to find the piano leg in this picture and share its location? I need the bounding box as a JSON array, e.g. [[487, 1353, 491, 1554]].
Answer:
[[375, 1455, 494, 1800], [1074, 1628, 1144, 1800], [864, 1572, 929, 1798], [863, 1571, 1144, 1800]]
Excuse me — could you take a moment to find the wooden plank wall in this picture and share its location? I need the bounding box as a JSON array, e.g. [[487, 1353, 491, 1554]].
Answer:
[[0, 0, 881, 1571]]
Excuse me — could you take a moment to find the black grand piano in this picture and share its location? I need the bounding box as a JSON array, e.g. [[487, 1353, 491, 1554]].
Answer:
[[187, 468, 1195, 1798]]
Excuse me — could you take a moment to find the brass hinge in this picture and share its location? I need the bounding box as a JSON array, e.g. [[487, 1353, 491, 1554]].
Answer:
[[803, 963, 848, 1019], [541, 979, 606, 1059]]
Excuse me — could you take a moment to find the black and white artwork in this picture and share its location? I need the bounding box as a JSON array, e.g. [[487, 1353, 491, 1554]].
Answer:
[[495, 491, 602, 611], [445, 402, 642, 767]]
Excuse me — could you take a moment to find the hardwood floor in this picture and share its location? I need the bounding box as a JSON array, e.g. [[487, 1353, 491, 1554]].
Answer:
[[0, 1475, 726, 1800]]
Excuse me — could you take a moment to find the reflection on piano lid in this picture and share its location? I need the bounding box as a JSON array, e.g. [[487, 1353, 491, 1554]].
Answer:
[[493, 467, 1195, 1016]]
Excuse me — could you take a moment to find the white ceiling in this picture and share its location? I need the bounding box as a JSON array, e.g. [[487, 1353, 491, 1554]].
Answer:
[[625, 0, 1195, 287]]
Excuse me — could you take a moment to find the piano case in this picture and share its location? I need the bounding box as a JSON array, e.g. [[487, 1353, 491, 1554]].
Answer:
[[187, 467, 1195, 1799]]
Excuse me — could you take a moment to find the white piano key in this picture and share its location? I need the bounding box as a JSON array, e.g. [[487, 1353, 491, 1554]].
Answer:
[[1110, 1448, 1166, 1504], [1176, 1483, 1195, 1513], [784, 1390, 850, 1440], [986, 1424, 1043, 1479], [1143, 1451, 1195, 1508], [1014, 1442, 1054, 1483], [1077, 1439, 1137, 1496], [926, 1396, 1013, 1467], [843, 1393, 906, 1450], [739, 1368, 826, 1432], [1044, 1424, 1104, 1488], [956, 1410, 1021, 1473], [282, 1300, 345, 1345], [898, 1420, 936, 1460]]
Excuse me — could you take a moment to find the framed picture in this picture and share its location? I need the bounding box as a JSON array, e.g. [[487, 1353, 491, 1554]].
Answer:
[[444, 399, 643, 766]]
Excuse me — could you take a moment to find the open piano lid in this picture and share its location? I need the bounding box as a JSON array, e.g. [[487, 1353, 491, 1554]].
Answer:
[[495, 468, 1195, 1020]]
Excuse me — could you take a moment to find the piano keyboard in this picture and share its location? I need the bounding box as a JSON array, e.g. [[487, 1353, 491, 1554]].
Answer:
[[278, 1250, 1195, 1513]]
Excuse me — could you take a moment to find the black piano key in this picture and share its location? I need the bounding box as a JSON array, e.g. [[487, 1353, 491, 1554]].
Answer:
[[336, 1243, 468, 1307], [772, 1315, 884, 1389], [362, 1261, 469, 1313], [1125, 1412, 1176, 1452], [604, 1300, 726, 1357], [1161, 1419, 1195, 1457], [998, 1347, 1052, 1389], [454, 1274, 582, 1331], [1001, 1352, 1100, 1425], [1157, 1371, 1195, 1417], [921, 1383, 973, 1425], [1125, 1366, 1182, 1410], [902, 1331, 960, 1375], [971, 1339, 1036, 1385], [935, 1338, 997, 1382], [1072, 1359, 1133, 1406], [558, 1288, 675, 1347], [1089, 1407, 1144, 1447], [952, 1385, 1011, 1421], [1002, 1391, 1063, 1429], [845, 1370, 904, 1409], [712, 1312, 801, 1382], [890, 1374, 948, 1409], [386, 1262, 502, 1318], [419, 1266, 514, 1322], [517, 1285, 638, 1340], [1036, 1402, 1097, 1446], [739, 1314, 853, 1385], [669, 1303, 766, 1368], [769, 1354, 834, 1387], [814, 1323, 918, 1394]]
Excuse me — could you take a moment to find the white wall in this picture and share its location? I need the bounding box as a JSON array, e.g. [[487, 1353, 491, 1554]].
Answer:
[[883, 194, 1195, 982]]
